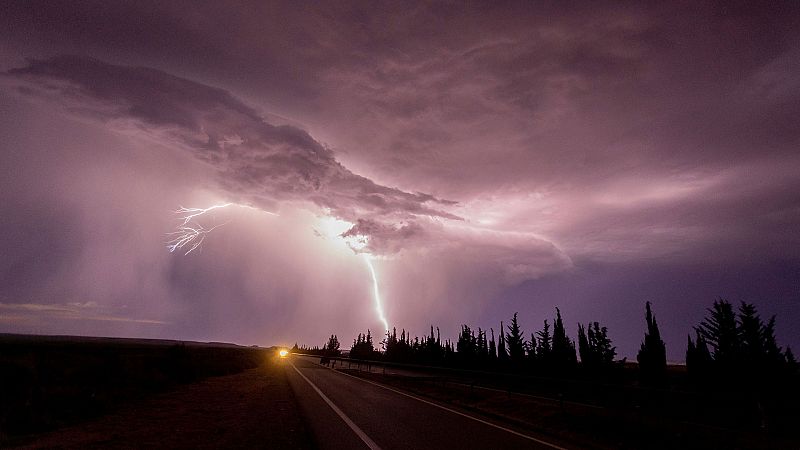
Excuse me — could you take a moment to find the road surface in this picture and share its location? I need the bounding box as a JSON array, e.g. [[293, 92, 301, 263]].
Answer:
[[285, 355, 566, 450]]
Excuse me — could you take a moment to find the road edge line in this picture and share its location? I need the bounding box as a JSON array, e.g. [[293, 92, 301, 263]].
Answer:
[[306, 357, 568, 450], [289, 361, 382, 450]]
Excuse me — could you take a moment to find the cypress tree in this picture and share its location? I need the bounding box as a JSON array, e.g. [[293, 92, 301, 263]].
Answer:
[[528, 333, 537, 361], [760, 315, 784, 370], [488, 328, 497, 361], [577, 323, 591, 366], [506, 313, 526, 363], [696, 300, 738, 370], [590, 322, 616, 365], [457, 325, 477, 364], [477, 328, 488, 362], [737, 302, 764, 382], [536, 320, 552, 364], [578, 322, 616, 371], [637, 301, 667, 386], [786, 347, 798, 375], [552, 308, 577, 370], [498, 321, 508, 361], [686, 331, 712, 382]]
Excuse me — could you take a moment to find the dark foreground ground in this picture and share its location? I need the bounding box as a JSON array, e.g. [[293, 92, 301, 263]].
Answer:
[[0, 334, 313, 448], [2, 336, 798, 449], [8, 362, 311, 449]]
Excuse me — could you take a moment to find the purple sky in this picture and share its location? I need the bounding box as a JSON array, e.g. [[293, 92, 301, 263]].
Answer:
[[1, 2, 798, 360]]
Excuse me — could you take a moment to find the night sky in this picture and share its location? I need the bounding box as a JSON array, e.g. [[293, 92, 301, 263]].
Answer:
[[1, 2, 798, 361]]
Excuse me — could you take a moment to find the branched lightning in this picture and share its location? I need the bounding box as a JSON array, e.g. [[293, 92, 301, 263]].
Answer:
[[175, 203, 277, 226], [166, 202, 276, 255], [166, 203, 390, 331], [175, 203, 235, 226], [365, 254, 389, 332], [166, 222, 228, 255]]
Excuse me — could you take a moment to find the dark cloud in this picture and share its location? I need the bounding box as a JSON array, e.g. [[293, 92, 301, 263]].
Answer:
[[4, 56, 460, 246]]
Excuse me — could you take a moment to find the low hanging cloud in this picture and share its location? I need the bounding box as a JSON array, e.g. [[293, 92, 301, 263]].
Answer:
[[3, 55, 570, 280], [341, 217, 571, 280]]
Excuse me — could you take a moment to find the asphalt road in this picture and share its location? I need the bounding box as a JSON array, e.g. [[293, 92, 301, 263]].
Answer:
[[284, 355, 566, 450]]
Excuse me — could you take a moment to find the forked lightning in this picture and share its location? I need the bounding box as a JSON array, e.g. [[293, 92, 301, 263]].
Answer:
[[166, 202, 389, 330]]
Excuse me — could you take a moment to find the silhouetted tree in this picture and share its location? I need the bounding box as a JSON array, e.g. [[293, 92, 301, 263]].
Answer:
[[577, 323, 590, 365], [417, 325, 443, 364], [552, 308, 577, 370], [536, 320, 552, 364], [590, 322, 616, 365], [758, 313, 784, 371], [696, 300, 738, 371], [488, 328, 497, 361], [498, 321, 508, 361], [578, 322, 616, 371], [324, 334, 341, 357], [476, 328, 489, 363], [689, 300, 795, 387], [637, 302, 667, 386], [528, 333, 537, 362], [456, 325, 477, 365], [738, 302, 787, 383], [444, 339, 454, 361], [350, 330, 376, 360], [686, 330, 712, 383], [786, 347, 798, 375], [506, 313, 526, 364], [384, 327, 412, 362]]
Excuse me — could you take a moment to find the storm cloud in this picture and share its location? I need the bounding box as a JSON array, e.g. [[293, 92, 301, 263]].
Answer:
[[1, 2, 799, 359], [5, 56, 459, 229]]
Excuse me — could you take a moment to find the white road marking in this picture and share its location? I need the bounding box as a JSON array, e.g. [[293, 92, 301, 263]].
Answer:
[[305, 357, 568, 450], [290, 361, 382, 450]]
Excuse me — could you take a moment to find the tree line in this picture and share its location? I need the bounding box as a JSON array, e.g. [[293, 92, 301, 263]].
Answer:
[[296, 299, 798, 387]]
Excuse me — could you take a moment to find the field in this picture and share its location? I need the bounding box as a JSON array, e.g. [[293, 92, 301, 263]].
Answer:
[[0, 334, 310, 447]]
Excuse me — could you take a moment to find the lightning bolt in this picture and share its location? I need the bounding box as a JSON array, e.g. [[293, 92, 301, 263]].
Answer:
[[166, 222, 228, 255], [175, 203, 235, 226], [166, 202, 276, 255], [365, 254, 389, 332], [166, 203, 390, 331], [176, 203, 277, 225]]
